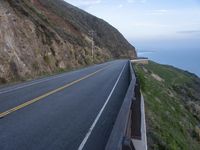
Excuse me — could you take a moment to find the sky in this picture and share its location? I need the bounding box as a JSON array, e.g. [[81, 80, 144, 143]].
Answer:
[[64, 0, 200, 52]]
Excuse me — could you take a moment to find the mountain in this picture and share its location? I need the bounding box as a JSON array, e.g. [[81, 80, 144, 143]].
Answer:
[[0, 0, 136, 84], [135, 61, 200, 150]]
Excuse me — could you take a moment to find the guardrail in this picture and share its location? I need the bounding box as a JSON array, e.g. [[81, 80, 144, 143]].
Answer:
[[105, 60, 142, 150]]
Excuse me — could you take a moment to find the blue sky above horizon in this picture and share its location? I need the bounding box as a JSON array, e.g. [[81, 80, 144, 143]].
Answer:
[[64, 0, 200, 52]]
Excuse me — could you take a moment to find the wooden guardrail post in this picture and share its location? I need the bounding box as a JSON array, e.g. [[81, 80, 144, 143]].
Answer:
[[105, 61, 139, 150], [122, 137, 135, 150], [131, 78, 141, 139]]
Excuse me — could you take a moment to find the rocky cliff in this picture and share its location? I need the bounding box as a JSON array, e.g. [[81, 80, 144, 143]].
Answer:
[[0, 0, 136, 84]]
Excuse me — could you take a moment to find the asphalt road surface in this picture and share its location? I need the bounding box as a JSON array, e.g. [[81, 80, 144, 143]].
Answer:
[[0, 60, 131, 150]]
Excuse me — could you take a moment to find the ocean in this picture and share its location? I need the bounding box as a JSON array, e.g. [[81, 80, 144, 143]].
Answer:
[[137, 49, 200, 77]]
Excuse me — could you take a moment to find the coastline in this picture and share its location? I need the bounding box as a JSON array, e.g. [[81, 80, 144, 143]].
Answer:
[[138, 49, 200, 77]]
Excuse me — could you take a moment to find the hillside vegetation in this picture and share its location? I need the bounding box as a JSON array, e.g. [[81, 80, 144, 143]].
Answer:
[[0, 0, 136, 84], [135, 61, 200, 150]]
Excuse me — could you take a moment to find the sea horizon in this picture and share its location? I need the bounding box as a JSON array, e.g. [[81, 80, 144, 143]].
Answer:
[[137, 49, 200, 77]]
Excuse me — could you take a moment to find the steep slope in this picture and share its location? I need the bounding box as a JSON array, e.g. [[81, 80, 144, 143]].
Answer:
[[0, 0, 136, 84], [135, 61, 200, 150]]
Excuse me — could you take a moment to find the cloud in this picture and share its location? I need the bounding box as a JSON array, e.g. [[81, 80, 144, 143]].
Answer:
[[177, 30, 200, 34], [141, 0, 147, 3], [65, 0, 101, 6], [132, 22, 170, 28], [127, 0, 146, 3], [154, 9, 168, 13], [150, 9, 168, 15], [127, 0, 135, 3], [118, 4, 123, 8]]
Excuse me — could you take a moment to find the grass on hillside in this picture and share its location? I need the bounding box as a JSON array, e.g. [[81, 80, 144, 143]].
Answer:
[[134, 61, 200, 150]]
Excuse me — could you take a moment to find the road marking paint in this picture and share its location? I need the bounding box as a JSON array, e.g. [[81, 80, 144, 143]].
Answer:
[[0, 67, 106, 118], [78, 63, 127, 150], [0, 64, 107, 95], [0, 73, 70, 95]]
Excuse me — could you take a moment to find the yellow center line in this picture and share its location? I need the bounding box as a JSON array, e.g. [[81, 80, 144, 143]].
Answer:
[[0, 67, 106, 118]]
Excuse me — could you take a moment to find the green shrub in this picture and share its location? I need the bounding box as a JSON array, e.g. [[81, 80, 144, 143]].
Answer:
[[0, 77, 7, 84], [43, 55, 51, 64]]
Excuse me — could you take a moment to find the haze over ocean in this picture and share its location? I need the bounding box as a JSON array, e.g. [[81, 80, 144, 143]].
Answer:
[[137, 49, 200, 77]]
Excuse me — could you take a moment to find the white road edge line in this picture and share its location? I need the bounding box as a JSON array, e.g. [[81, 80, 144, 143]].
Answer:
[[78, 62, 127, 150]]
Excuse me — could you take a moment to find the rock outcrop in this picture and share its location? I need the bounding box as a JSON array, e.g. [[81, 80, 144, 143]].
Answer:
[[0, 0, 136, 83]]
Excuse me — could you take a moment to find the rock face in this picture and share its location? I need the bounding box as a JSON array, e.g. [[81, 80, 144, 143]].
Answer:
[[0, 0, 136, 83]]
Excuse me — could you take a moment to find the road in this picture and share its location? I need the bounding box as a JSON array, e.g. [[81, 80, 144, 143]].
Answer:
[[0, 60, 131, 150]]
